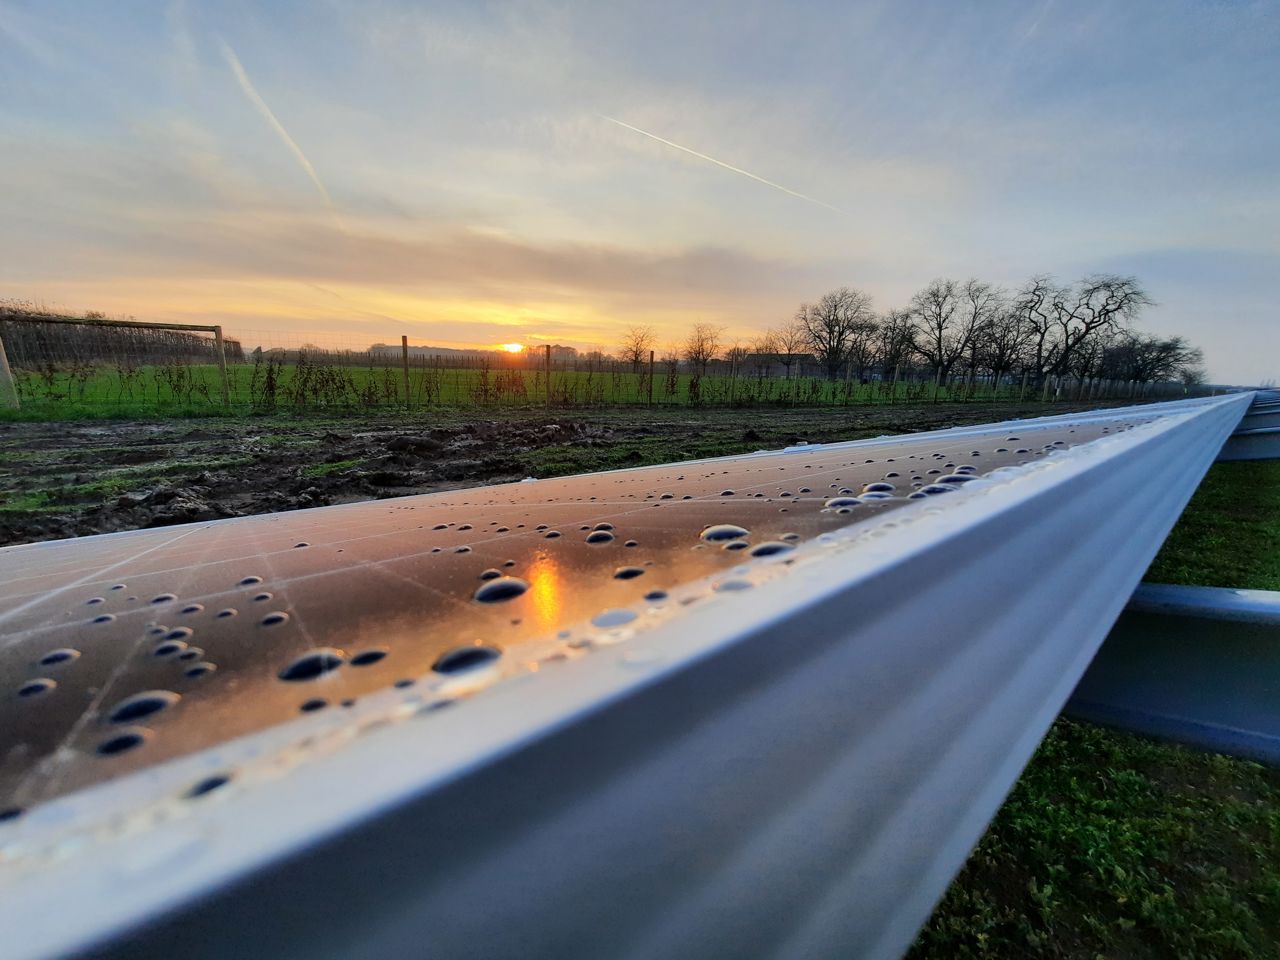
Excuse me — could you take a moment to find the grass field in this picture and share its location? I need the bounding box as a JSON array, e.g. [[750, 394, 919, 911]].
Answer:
[[1145, 460, 1280, 591], [912, 457, 1280, 958], [3, 359, 1045, 419]]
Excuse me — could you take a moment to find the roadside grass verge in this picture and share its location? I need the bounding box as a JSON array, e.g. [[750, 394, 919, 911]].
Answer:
[[911, 719, 1280, 958], [1144, 460, 1280, 591]]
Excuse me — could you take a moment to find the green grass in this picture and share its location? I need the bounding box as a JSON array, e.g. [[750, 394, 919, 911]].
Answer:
[[301, 457, 365, 477], [0, 489, 57, 513], [1144, 460, 1280, 591], [911, 719, 1280, 959], [2, 361, 1025, 420]]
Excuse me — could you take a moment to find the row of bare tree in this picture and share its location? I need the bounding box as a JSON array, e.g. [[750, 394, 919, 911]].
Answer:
[[619, 274, 1205, 390]]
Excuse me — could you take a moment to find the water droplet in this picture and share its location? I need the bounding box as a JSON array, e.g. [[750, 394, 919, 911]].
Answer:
[[165, 627, 193, 641], [87, 597, 104, 606], [18, 678, 56, 698], [863, 482, 895, 493], [253, 592, 273, 602], [151, 593, 177, 605], [700, 523, 749, 542], [109, 691, 179, 724], [624, 539, 639, 548], [154, 641, 188, 657], [474, 577, 530, 603], [920, 484, 955, 495], [824, 497, 861, 508], [186, 774, 231, 799], [261, 612, 290, 627], [714, 579, 753, 592], [720, 490, 735, 497], [178, 648, 203, 661], [433, 645, 501, 674], [592, 609, 637, 628], [586, 530, 615, 544], [644, 590, 668, 601], [97, 729, 148, 756], [544, 530, 561, 539], [478, 568, 503, 581], [92, 613, 115, 624], [0, 807, 24, 822], [216, 608, 237, 618], [180, 604, 203, 615], [300, 698, 327, 713], [294, 542, 309, 549], [938, 474, 976, 485], [239, 576, 262, 586], [593, 522, 615, 531], [40, 648, 80, 666], [278, 649, 344, 681], [613, 566, 645, 580], [350, 648, 388, 666], [185, 662, 216, 678], [860, 491, 894, 500], [750, 541, 795, 557]]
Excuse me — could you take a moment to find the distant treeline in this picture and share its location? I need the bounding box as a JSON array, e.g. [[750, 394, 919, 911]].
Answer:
[[0, 304, 244, 368]]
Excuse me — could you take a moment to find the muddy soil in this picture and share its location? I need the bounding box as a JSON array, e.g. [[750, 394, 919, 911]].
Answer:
[[0, 401, 1123, 546]]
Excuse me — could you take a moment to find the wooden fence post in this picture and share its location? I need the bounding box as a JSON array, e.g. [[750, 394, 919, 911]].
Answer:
[[400, 336, 411, 406], [0, 329, 18, 410], [213, 326, 230, 407], [544, 344, 551, 408], [648, 350, 655, 406]]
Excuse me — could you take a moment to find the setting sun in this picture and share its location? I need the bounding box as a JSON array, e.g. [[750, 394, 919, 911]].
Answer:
[[500, 343, 525, 353]]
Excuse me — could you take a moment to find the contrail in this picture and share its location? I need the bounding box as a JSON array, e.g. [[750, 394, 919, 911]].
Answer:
[[220, 40, 334, 209], [600, 115, 840, 213]]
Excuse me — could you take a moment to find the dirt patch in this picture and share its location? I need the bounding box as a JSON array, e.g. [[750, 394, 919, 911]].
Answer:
[[0, 401, 1125, 546]]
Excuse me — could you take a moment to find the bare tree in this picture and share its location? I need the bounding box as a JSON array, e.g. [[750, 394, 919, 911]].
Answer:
[[909, 279, 963, 385], [798, 286, 876, 380], [957, 279, 1004, 388], [749, 331, 778, 377], [683, 323, 722, 376], [875, 309, 916, 381], [660, 343, 681, 374], [978, 306, 1036, 390], [1049, 274, 1152, 377], [773, 317, 808, 379], [619, 325, 655, 373], [1011, 275, 1061, 386]]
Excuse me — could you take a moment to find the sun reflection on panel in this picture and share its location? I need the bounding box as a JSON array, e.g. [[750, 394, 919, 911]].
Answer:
[[525, 554, 563, 632]]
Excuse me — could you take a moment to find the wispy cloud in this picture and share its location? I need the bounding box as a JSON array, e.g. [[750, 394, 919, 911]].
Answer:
[[600, 115, 841, 213], [219, 39, 334, 211], [1018, 0, 1055, 44]]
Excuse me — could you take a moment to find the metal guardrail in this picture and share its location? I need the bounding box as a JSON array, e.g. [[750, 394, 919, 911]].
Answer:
[[1066, 583, 1280, 764], [0, 393, 1254, 960], [1219, 390, 1280, 461]]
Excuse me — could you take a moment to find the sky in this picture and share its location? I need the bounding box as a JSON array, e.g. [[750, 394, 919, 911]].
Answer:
[[0, 0, 1277, 383]]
